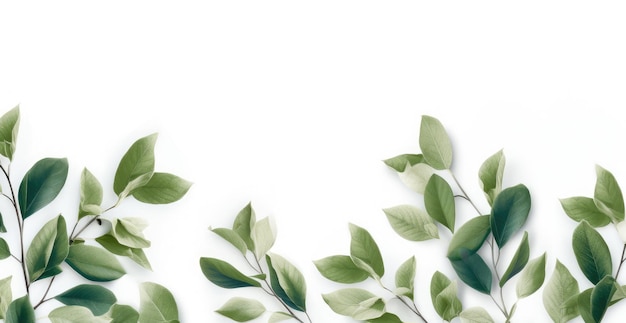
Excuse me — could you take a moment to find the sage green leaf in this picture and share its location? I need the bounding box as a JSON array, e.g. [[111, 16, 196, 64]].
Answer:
[[79, 168, 103, 218], [572, 221, 612, 284], [55, 284, 116, 316], [65, 244, 125, 282], [543, 260, 580, 323], [491, 184, 531, 248], [594, 165, 625, 222], [251, 217, 276, 260], [232, 203, 256, 252], [132, 172, 192, 204], [26, 215, 69, 282], [5, 296, 35, 323], [0, 237, 9, 259], [449, 249, 492, 294], [384, 154, 425, 172], [349, 223, 385, 279], [0, 211, 5, 232], [560, 197, 611, 228], [516, 253, 547, 298], [383, 205, 439, 241], [578, 288, 593, 323], [499, 231, 530, 287], [459, 307, 495, 323], [0, 106, 19, 161], [269, 312, 293, 323], [111, 217, 150, 249], [398, 162, 436, 194], [107, 304, 139, 323], [113, 133, 157, 196], [199, 257, 261, 288], [419, 115, 452, 170], [447, 215, 491, 260], [367, 312, 403, 323], [0, 276, 11, 320], [395, 256, 416, 299], [314, 255, 368, 284], [18, 157, 69, 219], [211, 227, 247, 255], [590, 276, 617, 323], [216, 297, 265, 322], [322, 288, 386, 320], [479, 149, 505, 206], [95, 234, 152, 270], [610, 283, 626, 304], [424, 174, 456, 232], [138, 282, 179, 323], [49, 306, 109, 323], [430, 271, 462, 321], [267, 253, 307, 311]]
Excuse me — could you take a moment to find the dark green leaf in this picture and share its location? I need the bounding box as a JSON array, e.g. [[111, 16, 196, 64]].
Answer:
[[65, 244, 125, 282], [55, 284, 117, 316], [560, 197, 611, 227], [113, 134, 157, 196], [216, 297, 265, 322], [491, 184, 531, 248], [138, 282, 179, 323], [516, 253, 547, 298], [314, 255, 369, 284], [543, 260, 580, 323], [5, 296, 35, 323], [419, 115, 452, 170], [450, 249, 492, 294], [383, 154, 425, 172], [95, 234, 152, 270], [572, 221, 612, 284], [232, 203, 256, 252], [0, 238, 9, 259], [199, 257, 260, 288], [349, 223, 384, 279], [479, 149, 505, 206], [383, 205, 438, 241], [591, 276, 617, 322], [0, 106, 19, 161], [424, 174, 456, 232], [0, 276, 12, 320], [447, 215, 491, 260], [594, 165, 625, 222], [0, 211, 5, 233], [18, 157, 69, 219], [322, 288, 386, 320], [79, 168, 103, 218], [132, 172, 192, 204], [499, 232, 530, 287], [267, 254, 307, 312], [395, 256, 416, 300], [26, 215, 69, 282]]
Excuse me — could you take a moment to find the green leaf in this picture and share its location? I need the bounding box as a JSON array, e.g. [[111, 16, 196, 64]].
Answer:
[[449, 249, 492, 294], [430, 271, 462, 321], [590, 276, 617, 322], [383, 205, 439, 241], [216, 297, 265, 322], [232, 203, 256, 252], [5, 296, 35, 323], [479, 149, 505, 206], [18, 157, 69, 219], [269, 312, 293, 323], [138, 282, 179, 323], [0, 211, 5, 233], [367, 312, 404, 323], [314, 255, 369, 284], [447, 215, 491, 260], [55, 284, 117, 316], [459, 307, 495, 323], [95, 234, 152, 270], [349, 223, 385, 279], [424, 174, 456, 232], [26, 215, 69, 282], [0, 106, 19, 161], [132, 172, 192, 204], [106, 304, 139, 323], [49, 306, 109, 323], [110, 217, 150, 249], [398, 162, 436, 194], [499, 231, 530, 287], [322, 288, 386, 320], [560, 197, 611, 227], [199, 257, 261, 288], [395, 256, 416, 300], [383, 154, 425, 172], [65, 244, 125, 282], [543, 260, 580, 323], [0, 276, 12, 320], [211, 227, 248, 255], [113, 133, 157, 196], [419, 115, 452, 170], [491, 184, 531, 248], [78, 168, 103, 218], [0, 237, 9, 259], [516, 253, 547, 298], [251, 217, 276, 260], [572, 221, 612, 284], [594, 165, 625, 222], [578, 288, 594, 323], [267, 254, 307, 311]]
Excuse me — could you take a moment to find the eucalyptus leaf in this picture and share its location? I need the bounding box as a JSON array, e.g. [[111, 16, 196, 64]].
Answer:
[[560, 197, 611, 228], [430, 271, 462, 321], [367, 313, 404, 323], [199, 257, 261, 288], [267, 253, 307, 311], [216, 297, 265, 322], [18, 157, 69, 219], [232, 203, 256, 252], [398, 162, 436, 194], [590, 276, 617, 323], [55, 284, 117, 316], [383, 205, 439, 241], [447, 215, 491, 260], [0, 237, 9, 259], [419, 115, 452, 170], [0, 276, 11, 320], [113, 133, 157, 196], [516, 253, 547, 298], [65, 244, 125, 282], [578, 288, 594, 323], [106, 304, 139, 323], [111, 217, 150, 249], [543, 260, 580, 323], [459, 307, 495, 323], [383, 154, 425, 172], [594, 165, 625, 222], [251, 217, 276, 260], [269, 312, 293, 323], [491, 184, 531, 248], [138, 282, 179, 323], [0, 106, 19, 161], [349, 223, 385, 279], [449, 249, 492, 294], [499, 231, 530, 287], [211, 227, 248, 255], [132, 172, 192, 204], [49, 306, 109, 323], [322, 288, 386, 320], [314, 255, 369, 284], [5, 296, 35, 323], [478, 149, 505, 206], [395, 256, 416, 300], [0, 212, 5, 233], [79, 168, 103, 218], [26, 215, 69, 282], [424, 174, 456, 232], [572, 221, 612, 285], [95, 234, 152, 270]]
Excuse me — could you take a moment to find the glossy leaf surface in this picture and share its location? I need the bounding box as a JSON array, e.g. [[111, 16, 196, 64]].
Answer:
[[447, 215, 491, 259], [499, 231, 530, 287], [572, 221, 612, 284], [18, 157, 68, 219], [491, 184, 531, 248], [450, 249, 492, 294], [65, 244, 125, 282], [267, 254, 307, 311], [5, 296, 34, 323], [55, 284, 116, 316], [199, 257, 260, 288]]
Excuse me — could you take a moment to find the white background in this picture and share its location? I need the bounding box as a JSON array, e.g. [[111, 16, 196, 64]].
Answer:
[[1, 1, 626, 322]]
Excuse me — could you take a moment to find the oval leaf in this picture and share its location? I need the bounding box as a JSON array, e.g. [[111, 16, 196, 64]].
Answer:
[[431, 271, 462, 321], [211, 227, 248, 255], [138, 282, 179, 323], [459, 307, 495, 323], [26, 215, 69, 282], [55, 284, 117, 316], [199, 257, 261, 288], [0, 276, 12, 320], [395, 256, 416, 299], [560, 196, 611, 227], [572, 221, 612, 285], [491, 184, 531, 248], [499, 231, 530, 287], [314, 255, 369, 284], [79, 168, 103, 218], [107, 304, 139, 323], [232, 203, 256, 252], [383, 154, 425, 172], [447, 215, 491, 259], [367, 312, 404, 323], [419, 115, 452, 170], [95, 234, 152, 270], [478, 149, 505, 206], [516, 253, 547, 298], [113, 133, 157, 196], [5, 296, 35, 323], [0, 238, 9, 260], [322, 288, 386, 320], [543, 260, 580, 323], [269, 312, 293, 323], [383, 205, 438, 242], [216, 297, 265, 322], [398, 162, 436, 194], [594, 165, 625, 222], [49, 306, 108, 323], [267, 253, 307, 311], [132, 172, 192, 204], [424, 174, 456, 232], [449, 249, 492, 294], [349, 223, 385, 279], [0, 106, 19, 161], [65, 244, 125, 282], [591, 276, 617, 322], [252, 217, 276, 260], [18, 157, 69, 219]]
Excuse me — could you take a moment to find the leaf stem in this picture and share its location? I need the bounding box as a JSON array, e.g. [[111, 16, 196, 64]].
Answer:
[[70, 199, 120, 242], [380, 283, 428, 323], [616, 244, 626, 280], [33, 276, 56, 309], [449, 170, 482, 215]]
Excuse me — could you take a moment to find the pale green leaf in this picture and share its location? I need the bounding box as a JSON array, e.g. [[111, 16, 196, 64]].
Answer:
[[395, 256, 416, 300], [314, 255, 368, 284], [349, 223, 385, 279], [232, 203, 256, 252], [65, 244, 125, 282], [560, 197, 611, 227], [383, 154, 425, 172], [424, 174, 456, 232], [49, 306, 109, 323], [572, 221, 612, 284], [500, 231, 530, 287], [398, 161, 436, 194], [0, 276, 11, 320], [216, 297, 265, 322], [269, 312, 293, 323], [55, 284, 116, 316], [384, 205, 439, 241], [18, 157, 69, 219], [267, 253, 307, 311], [459, 307, 495, 323], [251, 217, 275, 260], [199, 257, 261, 288], [0, 106, 19, 161], [578, 288, 593, 323], [322, 288, 385, 320], [132, 172, 192, 204], [211, 227, 247, 255], [543, 260, 580, 323], [491, 184, 531, 248], [79, 168, 103, 218], [26, 215, 69, 282], [516, 253, 547, 298], [447, 215, 491, 260], [95, 234, 152, 270], [138, 282, 179, 323], [5, 296, 34, 323], [113, 134, 157, 196], [106, 304, 139, 323], [111, 217, 150, 249], [479, 149, 505, 206], [419, 115, 452, 170], [431, 271, 462, 321], [594, 165, 625, 222]]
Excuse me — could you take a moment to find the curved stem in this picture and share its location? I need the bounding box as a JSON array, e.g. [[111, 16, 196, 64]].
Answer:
[[33, 276, 56, 309], [616, 244, 626, 280], [70, 199, 120, 241], [449, 170, 482, 215], [380, 283, 428, 323]]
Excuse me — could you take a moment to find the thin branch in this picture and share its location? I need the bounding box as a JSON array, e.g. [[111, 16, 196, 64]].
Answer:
[[449, 170, 482, 215], [33, 276, 57, 309], [381, 284, 428, 323], [616, 244, 626, 279]]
